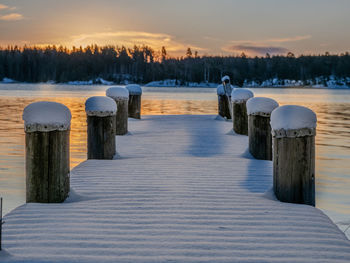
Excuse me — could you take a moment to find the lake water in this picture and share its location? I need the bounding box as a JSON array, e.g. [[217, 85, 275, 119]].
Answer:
[[0, 83, 349, 238]]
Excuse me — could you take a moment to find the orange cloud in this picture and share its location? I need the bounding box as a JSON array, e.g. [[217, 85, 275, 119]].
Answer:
[[222, 35, 311, 56], [0, 13, 23, 21], [223, 45, 289, 56], [0, 4, 8, 10], [66, 31, 206, 55]]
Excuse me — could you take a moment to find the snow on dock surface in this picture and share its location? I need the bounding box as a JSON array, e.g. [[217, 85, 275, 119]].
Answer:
[[2, 115, 350, 263]]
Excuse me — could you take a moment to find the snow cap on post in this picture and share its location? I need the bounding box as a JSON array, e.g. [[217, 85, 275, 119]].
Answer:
[[270, 105, 317, 138], [23, 101, 72, 132], [217, 84, 226, 95], [231, 88, 254, 103], [85, 96, 117, 117], [247, 97, 279, 117], [126, 84, 142, 95], [221, 75, 230, 83], [106, 86, 129, 100]]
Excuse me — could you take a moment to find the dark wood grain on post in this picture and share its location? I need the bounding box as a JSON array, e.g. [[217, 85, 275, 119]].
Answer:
[[26, 130, 70, 203], [106, 87, 129, 135], [273, 135, 315, 206], [218, 95, 231, 119], [248, 115, 272, 160], [128, 95, 141, 119], [233, 101, 248, 135], [115, 99, 128, 135], [87, 115, 116, 159]]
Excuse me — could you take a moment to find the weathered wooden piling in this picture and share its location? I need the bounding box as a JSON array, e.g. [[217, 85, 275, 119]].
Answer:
[[221, 75, 233, 98], [126, 84, 142, 119], [23, 101, 71, 203], [231, 89, 254, 135], [0, 197, 3, 251], [217, 84, 231, 119], [217, 76, 235, 119], [247, 97, 279, 160], [271, 105, 317, 206], [85, 96, 117, 159], [106, 86, 129, 135]]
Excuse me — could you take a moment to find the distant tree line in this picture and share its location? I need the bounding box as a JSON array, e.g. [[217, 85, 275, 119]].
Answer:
[[0, 45, 350, 86]]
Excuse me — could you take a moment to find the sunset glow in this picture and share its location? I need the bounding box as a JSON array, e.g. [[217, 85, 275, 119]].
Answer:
[[1, 0, 350, 56]]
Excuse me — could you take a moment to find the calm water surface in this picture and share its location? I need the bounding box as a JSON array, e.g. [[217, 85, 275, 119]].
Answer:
[[0, 84, 349, 238]]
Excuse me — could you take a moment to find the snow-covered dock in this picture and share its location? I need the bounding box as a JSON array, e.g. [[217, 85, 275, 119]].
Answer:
[[1, 115, 350, 263]]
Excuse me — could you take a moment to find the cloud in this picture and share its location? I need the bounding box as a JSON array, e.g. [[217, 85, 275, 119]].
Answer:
[[0, 13, 23, 21], [262, 35, 312, 43], [0, 4, 8, 10], [222, 35, 311, 56], [66, 31, 206, 55], [224, 45, 289, 56]]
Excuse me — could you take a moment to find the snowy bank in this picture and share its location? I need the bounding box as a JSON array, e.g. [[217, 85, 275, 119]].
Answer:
[[145, 79, 217, 88], [244, 76, 350, 89], [0, 78, 16, 84]]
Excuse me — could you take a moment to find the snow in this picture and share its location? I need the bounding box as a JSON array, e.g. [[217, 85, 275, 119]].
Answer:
[[217, 84, 237, 95], [126, 84, 142, 95], [243, 76, 350, 89], [217, 84, 225, 95], [231, 88, 254, 102], [66, 78, 114, 85], [246, 97, 279, 117], [95, 78, 114, 85], [67, 80, 94, 85], [22, 101, 71, 132], [85, 96, 117, 117], [1, 115, 349, 263], [270, 105, 317, 132], [221, 75, 230, 82], [145, 79, 217, 88], [1, 78, 16, 83], [106, 86, 129, 100]]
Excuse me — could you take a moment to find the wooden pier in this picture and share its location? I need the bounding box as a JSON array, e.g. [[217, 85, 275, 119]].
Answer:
[[1, 115, 350, 262]]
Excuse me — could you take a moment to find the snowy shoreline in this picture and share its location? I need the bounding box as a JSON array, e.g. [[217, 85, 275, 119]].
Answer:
[[1, 77, 350, 89]]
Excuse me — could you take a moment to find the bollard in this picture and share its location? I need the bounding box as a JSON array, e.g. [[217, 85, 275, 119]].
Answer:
[[217, 84, 231, 119], [271, 105, 317, 206], [85, 96, 117, 159], [247, 97, 279, 160], [106, 86, 129, 135], [231, 89, 254, 135], [126, 84, 142, 119], [221, 75, 233, 98], [23, 101, 71, 203]]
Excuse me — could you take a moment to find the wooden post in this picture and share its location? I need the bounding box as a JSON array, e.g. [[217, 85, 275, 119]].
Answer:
[[126, 84, 142, 119], [85, 96, 117, 159], [217, 85, 231, 119], [106, 87, 129, 135], [0, 197, 3, 251], [231, 89, 254, 135], [247, 97, 279, 160], [23, 101, 71, 203], [271, 105, 317, 206]]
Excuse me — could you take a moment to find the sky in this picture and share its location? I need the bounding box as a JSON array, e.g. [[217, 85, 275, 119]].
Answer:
[[0, 0, 350, 57]]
